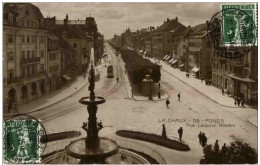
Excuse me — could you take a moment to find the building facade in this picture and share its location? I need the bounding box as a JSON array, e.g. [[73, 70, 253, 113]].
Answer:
[[3, 3, 48, 110]]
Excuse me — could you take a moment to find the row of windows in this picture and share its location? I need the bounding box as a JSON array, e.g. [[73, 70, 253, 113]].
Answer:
[[7, 34, 45, 44], [21, 64, 38, 77], [189, 42, 202, 47], [213, 63, 234, 73], [49, 52, 59, 61], [7, 50, 45, 63]]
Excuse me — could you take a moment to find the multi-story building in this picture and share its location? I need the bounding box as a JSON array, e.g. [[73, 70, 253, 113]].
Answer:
[[175, 27, 193, 70], [152, 17, 186, 59], [187, 31, 212, 79], [144, 32, 153, 57], [46, 33, 61, 91], [212, 46, 258, 104], [3, 3, 48, 110], [55, 14, 100, 73]]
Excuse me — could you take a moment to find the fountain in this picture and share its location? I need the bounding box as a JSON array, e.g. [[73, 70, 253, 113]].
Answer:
[[41, 48, 151, 164]]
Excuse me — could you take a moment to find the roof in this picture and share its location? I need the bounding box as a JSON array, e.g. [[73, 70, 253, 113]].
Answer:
[[155, 18, 183, 32], [58, 36, 76, 53], [54, 25, 82, 39], [189, 31, 207, 38], [48, 33, 59, 40], [145, 32, 153, 40], [4, 3, 43, 19], [170, 25, 187, 37]]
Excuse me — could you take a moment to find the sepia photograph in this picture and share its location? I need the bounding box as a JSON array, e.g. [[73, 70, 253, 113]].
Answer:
[[2, 1, 258, 164]]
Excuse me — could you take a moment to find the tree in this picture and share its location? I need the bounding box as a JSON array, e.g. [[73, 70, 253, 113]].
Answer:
[[200, 141, 257, 164]]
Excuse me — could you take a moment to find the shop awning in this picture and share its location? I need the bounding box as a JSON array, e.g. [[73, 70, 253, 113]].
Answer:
[[171, 60, 178, 64], [192, 67, 200, 72], [179, 64, 184, 67], [143, 51, 147, 55], [165, 56, 171, 61], [62, 74, 71, 81], [169, 59, 175, 63], [163, 55, 169, 60], [139, 50, 143, 53], [227, 74, 256, 83]]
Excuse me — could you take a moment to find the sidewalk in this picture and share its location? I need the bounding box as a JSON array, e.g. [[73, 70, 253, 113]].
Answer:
[[4, 76, 89, 117], [148, 58, 240, 108], [118, 56, 168, 101]]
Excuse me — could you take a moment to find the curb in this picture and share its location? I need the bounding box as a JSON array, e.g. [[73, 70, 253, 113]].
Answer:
[[160, 66, 237, 109], [4, 78, 89, 117]]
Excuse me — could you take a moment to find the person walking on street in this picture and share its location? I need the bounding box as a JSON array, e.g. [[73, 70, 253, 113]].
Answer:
[[222, 88, 224, 95], [214, 140, 220, 153], [178, 127, 183, 142], [158, 82, 161, 89], [177, 92, 181, 101], [241, 99, 245, 107], [234, 98, 237, 106], [198, 132, 202, 145], [237, 98, 241, 106], [116, 77, 119, 83], [166, 99, 170, 108], [162, 124, 167, 138], [201, 133, 207, 147], [158, 92, 161, 99]]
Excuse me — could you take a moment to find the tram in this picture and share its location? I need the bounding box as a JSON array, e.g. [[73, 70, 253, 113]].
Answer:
[[107, 65, 114, 78]]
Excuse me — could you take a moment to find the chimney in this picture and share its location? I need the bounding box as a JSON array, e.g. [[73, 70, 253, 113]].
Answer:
[[167, 18, 170, 22], [175, 16, 178, 22], [64, 14, 68, 26], [188, 25, 191, 29]]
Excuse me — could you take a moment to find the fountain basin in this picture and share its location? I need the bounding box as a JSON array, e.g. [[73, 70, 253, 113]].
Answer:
[[79, 97, 106, 105]]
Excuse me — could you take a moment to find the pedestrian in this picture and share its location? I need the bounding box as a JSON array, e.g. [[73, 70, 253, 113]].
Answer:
[[234, 97, 237, 106], [201, 133, 207, 147], [222, 88, 224, 95], [158, 92, 161, 99], [241, 99, 245, 107], [116, 77, 119, 83], [84, 73, 86, 80], [178, 127, 183, 142], [201, 78, 203, 83], [166, 99, 170, 108], [237, 98, 241, 106], [162, 124, 167, 138], [214, 140, 220, 153], [221, 143, 227, 155], [198, 132, 202, 145], [177, 92, 181, 101], [158, 82, 161, 89]]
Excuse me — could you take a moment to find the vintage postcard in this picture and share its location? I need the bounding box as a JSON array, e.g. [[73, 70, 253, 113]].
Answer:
[[2, 1, 258, 164]]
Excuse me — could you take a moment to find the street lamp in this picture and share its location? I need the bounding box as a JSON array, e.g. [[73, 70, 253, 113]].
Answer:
[[131, 65, 134, 98]]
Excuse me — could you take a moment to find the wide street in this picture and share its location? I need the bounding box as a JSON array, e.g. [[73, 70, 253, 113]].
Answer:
[[27, 43, 257, 163]]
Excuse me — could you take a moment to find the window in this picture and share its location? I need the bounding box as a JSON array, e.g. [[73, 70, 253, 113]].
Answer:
[[32, 65, 35, 75], [31, 35, 35, 43], [22, 67, 25, 77], [21, 51, 25, 59], [40, 64, 44, 71], [21, 35, 25, 43], [31, 50, 35, 58], [27, 50, 30, 59], [40, 38, 45, 43], [7, 52, 14, 61], [73, 43, 77, 48], [27, 66, 30, 76], [27, 35, 30, 43], [40, 50, 44, 57], [8, 69, 14, 79], [7, 34, 14, 44], [21, 20, 25, 26]]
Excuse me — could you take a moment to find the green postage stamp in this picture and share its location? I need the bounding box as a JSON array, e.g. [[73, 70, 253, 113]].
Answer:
[[3, 119, 41, 163], [221, 3, 257, 46]]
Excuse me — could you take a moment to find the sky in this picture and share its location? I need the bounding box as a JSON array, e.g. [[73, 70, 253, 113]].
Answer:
[[33, 2, 221, 39]]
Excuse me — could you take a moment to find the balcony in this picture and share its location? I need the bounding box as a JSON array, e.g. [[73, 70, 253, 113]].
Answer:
[[5, 77, 21, 85], [21, 57, 40, 65]]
